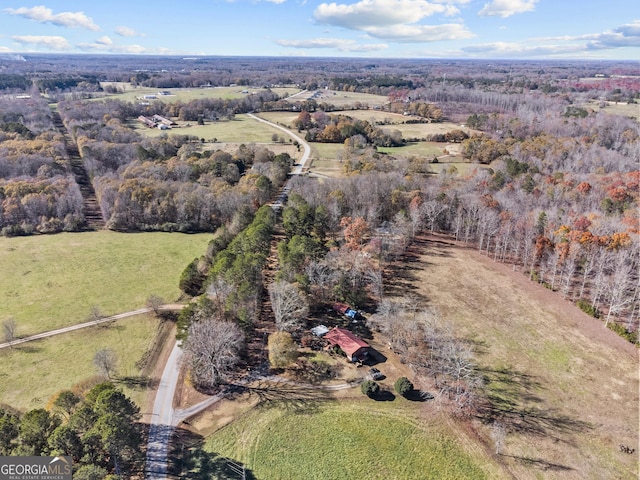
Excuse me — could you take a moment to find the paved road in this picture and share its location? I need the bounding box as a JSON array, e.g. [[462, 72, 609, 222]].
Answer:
[[145, 341, 183, 479], [246, 113, 311, 174], [0, 305, 183, 350]]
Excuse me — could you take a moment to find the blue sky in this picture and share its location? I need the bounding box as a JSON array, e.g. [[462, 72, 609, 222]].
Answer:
[[0, 1, 638, 59]]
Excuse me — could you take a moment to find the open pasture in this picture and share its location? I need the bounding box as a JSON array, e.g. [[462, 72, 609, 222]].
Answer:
[[0, 231, 210, 336], [286, 89, 388, 108], [0, 314, 161, 411], [584, 100, 640, 121], [96, 85, 265, 104], [404, 237, 639, 480], [203, 400, 501, 479], [130, 114, 295, 143]]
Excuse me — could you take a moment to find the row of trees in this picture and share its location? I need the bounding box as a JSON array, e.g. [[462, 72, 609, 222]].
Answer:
[[57, 97, 293, 232], [0, 383, 142, 478], [0, 96, 86, 235], [178, 206, 278, 388]]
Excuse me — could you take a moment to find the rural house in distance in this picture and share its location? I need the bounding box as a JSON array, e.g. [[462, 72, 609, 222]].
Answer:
[[324, 327, 370, 362]]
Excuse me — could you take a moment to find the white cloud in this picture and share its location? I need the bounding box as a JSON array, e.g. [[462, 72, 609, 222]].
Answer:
[[478, 0, 537, 18], [277, 37, 387, 51], [95, 36, 113, 45], [314, 0, 473, 43], [5, 6, 99, 30], [462, 41, 583, 57], [0, 46, 13, 52], [76, 42, 175, 55], [365, 23, 473, 42], [264, 0, 287, 4], [587, 20, 640, 49], [315, 0, 450, 29], [12, 35, 70, 50], [530, 20, 640, 51], [115, 26, 145, 37]]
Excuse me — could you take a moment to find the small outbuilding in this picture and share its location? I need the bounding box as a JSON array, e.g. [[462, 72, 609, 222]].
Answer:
[[324, 327, 369, 362]]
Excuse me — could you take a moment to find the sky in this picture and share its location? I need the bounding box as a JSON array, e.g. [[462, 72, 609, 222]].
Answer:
[[0, 1, 639, 60]]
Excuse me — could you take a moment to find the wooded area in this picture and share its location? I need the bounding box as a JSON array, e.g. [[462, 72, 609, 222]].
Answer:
[[0, 53, 637, 479]]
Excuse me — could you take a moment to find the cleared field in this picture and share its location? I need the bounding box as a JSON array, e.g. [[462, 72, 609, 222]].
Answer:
[[130, 114, 295, 143], [583, 100, 640, 121], [377, 142, 443, 157], [256, 111, 300, 127], [285, 89, 389, 108], [94, 85, 263, 103], [0, 231, 210, 336], [0, 314, 161, 411], [403, 237, 639, 480], [203, 400, 501, 479]]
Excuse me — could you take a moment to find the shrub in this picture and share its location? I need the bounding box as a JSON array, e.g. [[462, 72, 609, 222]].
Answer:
[[361, 380, 380, 398], [607, 321, 639, 345], [576, 299, 600, 318], [394, 377, 414, 397]]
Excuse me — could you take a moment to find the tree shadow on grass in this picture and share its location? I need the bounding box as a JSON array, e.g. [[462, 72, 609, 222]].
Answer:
[[169, 427, 259, 479], [404, 390, 434, 402], [229, 379, 334, 415], [10, 343, 41, 353], [372, 390, 396, 402], [501, 454, 573, 472], [477, 366, 592, 442], [116, 375, 158, 390]]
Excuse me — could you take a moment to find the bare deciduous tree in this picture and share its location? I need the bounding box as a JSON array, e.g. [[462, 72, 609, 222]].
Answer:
[[93, 348, 118, 379], [146, 294, 165, 316], [184, 318, 244, 388], [88, 305, 104, 326], [269, 281, 309, 332], [2, 318, 17, 348], [490, 421, 506, 455]]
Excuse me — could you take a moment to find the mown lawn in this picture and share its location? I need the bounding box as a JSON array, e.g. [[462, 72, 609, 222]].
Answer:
[[0, 231, 210, 336], [93, 85, 259, 103], [131, 114, 289, 143], [0, 314, 161, 411], [203, 400, 501, 480]]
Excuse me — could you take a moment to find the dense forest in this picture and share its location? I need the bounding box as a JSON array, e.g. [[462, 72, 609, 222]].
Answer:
[[0, 54, 637, 343]]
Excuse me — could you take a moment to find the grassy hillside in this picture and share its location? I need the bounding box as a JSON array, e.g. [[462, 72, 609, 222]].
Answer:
[[405, 237, 639, 480], [0, 314, 162, 411], [0, 231, 210, 336], [203, 400, 502, 480]]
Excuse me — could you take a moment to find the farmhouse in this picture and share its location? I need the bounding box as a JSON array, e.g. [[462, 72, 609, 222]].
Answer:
[[152, 114, 176, 126], [137, 115, 157, 128], [324, 327, 369, 362]]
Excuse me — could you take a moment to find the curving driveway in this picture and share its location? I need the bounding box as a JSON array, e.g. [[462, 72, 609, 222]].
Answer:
[[246, 113, 311, 174]]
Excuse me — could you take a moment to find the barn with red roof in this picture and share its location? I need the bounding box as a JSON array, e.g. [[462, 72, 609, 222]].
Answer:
[[324, 327, 370, 362]]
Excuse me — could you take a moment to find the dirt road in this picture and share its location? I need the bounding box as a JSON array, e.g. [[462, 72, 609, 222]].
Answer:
[[0, 305, 184, 350], [246, 113, 311, 174]]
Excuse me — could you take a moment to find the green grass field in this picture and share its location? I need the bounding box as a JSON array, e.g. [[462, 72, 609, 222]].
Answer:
[[0, 231, 210, 336], [285, 90, 389, 108], [95, 85, 263, 104], [203, 400, 500, 480], [0, 314, 161, 411], [130, 114, 294, 143]]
